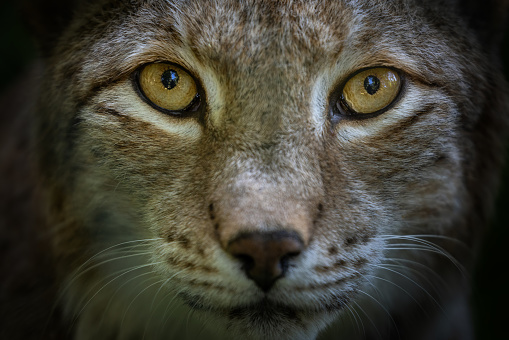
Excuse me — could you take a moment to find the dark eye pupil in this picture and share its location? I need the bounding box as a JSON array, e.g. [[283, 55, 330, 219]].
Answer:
[[161, 69, 179, 90], [364, 75, 380, 95]]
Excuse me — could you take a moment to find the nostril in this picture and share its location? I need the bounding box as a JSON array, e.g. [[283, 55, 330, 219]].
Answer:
[[226, 230, 304, 291], [280, 251, 301, 270], [234, 254, 255, 272]]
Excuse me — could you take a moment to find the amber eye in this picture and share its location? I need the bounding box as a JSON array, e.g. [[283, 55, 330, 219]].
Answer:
[[137, 63, 199, 113], [339, 68, 401, 115]]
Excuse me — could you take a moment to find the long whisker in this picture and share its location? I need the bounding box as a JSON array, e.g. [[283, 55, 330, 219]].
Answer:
[[143, 275, 183, 340], [149, 269, 187, 310], [352, 300, 384, 340], [383, 242, 466, 276], [381, 234, 468, 275], [356, 288, 398, 335], [120, 276, 168, 328], [380, 260, 446, 297], [98, 270, 159, 329], [365, 274, 429, 318], [344, 302, 363, 336], [157, 287, 189, 339], [60, 238, 162, 298], [73, 261, 164, 325], [369, 263, 444, 313], [72, 238, 162, 276]]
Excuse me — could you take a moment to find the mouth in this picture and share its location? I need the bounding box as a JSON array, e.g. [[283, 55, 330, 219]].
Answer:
[[178, 292, 351, 339], [179, 291, 351, 317]]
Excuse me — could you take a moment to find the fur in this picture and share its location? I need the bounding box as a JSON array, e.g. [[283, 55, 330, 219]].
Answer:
[[1, 0, 509, 339]]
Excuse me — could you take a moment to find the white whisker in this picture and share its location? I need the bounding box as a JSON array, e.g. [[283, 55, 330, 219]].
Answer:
[[73, 261, 164, 324], [120, 276, 168, 328], [381, 235, 467, 277], [369, 263, 444, 313], [352, 300, 384, 340], [365, 274, 428, 318], [356, 289, 398, 334]]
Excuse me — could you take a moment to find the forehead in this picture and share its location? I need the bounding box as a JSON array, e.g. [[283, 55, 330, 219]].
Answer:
[[62, 0, 468, 106], [88, 0, 433, 70]]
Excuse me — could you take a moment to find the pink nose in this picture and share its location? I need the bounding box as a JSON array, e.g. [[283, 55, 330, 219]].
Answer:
[[226, 231, 304, 291]]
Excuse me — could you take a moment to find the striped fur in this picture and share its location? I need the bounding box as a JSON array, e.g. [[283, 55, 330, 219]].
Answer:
[[3, 0, 508, 339]]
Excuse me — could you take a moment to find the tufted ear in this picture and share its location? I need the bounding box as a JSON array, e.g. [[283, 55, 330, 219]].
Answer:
[[456, 0, 509, 47], [20, 0, 83, 57]]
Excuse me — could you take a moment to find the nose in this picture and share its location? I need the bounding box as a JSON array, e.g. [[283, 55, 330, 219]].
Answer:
[[226, 230, 304, 291]]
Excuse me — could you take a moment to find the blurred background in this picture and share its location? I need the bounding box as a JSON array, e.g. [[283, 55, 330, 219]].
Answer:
[[0, 1, 508, 339]]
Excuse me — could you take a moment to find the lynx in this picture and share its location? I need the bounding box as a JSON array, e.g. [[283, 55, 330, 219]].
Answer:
[[1, 0, 508, 339]]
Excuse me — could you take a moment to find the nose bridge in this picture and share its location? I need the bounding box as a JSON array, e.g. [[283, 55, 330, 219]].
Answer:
[[212, 143, 323, 248], [220, 58, 307, 139], [210, 57, 322, 249]]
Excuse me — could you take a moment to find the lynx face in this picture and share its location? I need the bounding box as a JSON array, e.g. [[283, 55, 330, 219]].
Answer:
[[32, 0, 508, 339]]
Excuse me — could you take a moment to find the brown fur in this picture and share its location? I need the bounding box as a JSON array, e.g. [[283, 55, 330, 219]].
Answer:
[[2, 0, 509, 339]]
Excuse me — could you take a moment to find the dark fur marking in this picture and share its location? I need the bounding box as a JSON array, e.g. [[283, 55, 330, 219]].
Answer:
[[167, 257, 217, 273], [165, 232, 175, 243], [344, 236, 357, 247], [360, 231, 373, 244], [334, 259, 347, 268], [297, 274, 362, 292], [77, 77, 126, 108], [177, 234, 191, 248], [64, 111, 84, 161], [327, 246, 338, 255], [164, 230, 190, 248], [95, 105, 129, 118], [314, 258, 347, 273], [353, 258, 368, 268], [314, 265, 330, 273], [382, 103, 438, 138], [196, 246, 205, 257], [208, 203, 215, 220], [322, 295, 350, 312], [314, 202, 324, 225]]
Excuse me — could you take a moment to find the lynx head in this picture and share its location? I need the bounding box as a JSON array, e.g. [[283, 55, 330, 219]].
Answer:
[[30, 0, 508, 339]]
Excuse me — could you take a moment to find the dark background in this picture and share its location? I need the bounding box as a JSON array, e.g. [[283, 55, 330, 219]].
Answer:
[[1, 2, 508, 339]]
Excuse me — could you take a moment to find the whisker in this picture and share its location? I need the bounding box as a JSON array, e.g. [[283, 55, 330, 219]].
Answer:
[[383, 243, 466, 276], [357, 289, 399, 337], [72, 238, 162, 276], [62, 250, 155, 305], [381, 234, 468, 275], [344, 303, 363, 336], [149, 269, 187, 311], [72, 261, 164, 325], [381, 260, 446, 297], [369, 263, 444, 314], [382, 234, 469, 249], [352, 300, 384, 340], [185, 306, 197, 339], [60, 239, 162, 298], [365, 274, 429, 318], [98, 270, 158, 329], [120, 276, 168, 328], [157, 287, 189, 339]]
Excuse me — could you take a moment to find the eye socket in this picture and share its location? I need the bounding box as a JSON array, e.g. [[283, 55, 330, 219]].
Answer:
[[337, 68, 401, 117], [136, 62, 199, 114]]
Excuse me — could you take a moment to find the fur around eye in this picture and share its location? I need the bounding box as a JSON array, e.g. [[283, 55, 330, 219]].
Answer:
[[338, 68, 402, 116], [135, 62, 200, 114]]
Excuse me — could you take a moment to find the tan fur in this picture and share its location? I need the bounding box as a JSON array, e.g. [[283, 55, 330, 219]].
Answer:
[[2, 0, 509, 339]]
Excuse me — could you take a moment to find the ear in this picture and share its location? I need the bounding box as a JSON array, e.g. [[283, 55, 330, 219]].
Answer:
[[457, 0, 509, 47], [20, 0, 83, 57]]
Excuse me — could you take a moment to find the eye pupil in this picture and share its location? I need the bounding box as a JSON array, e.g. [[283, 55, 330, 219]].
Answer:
[[161, 69, 179, 90], [364, 75, 380, 95]]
